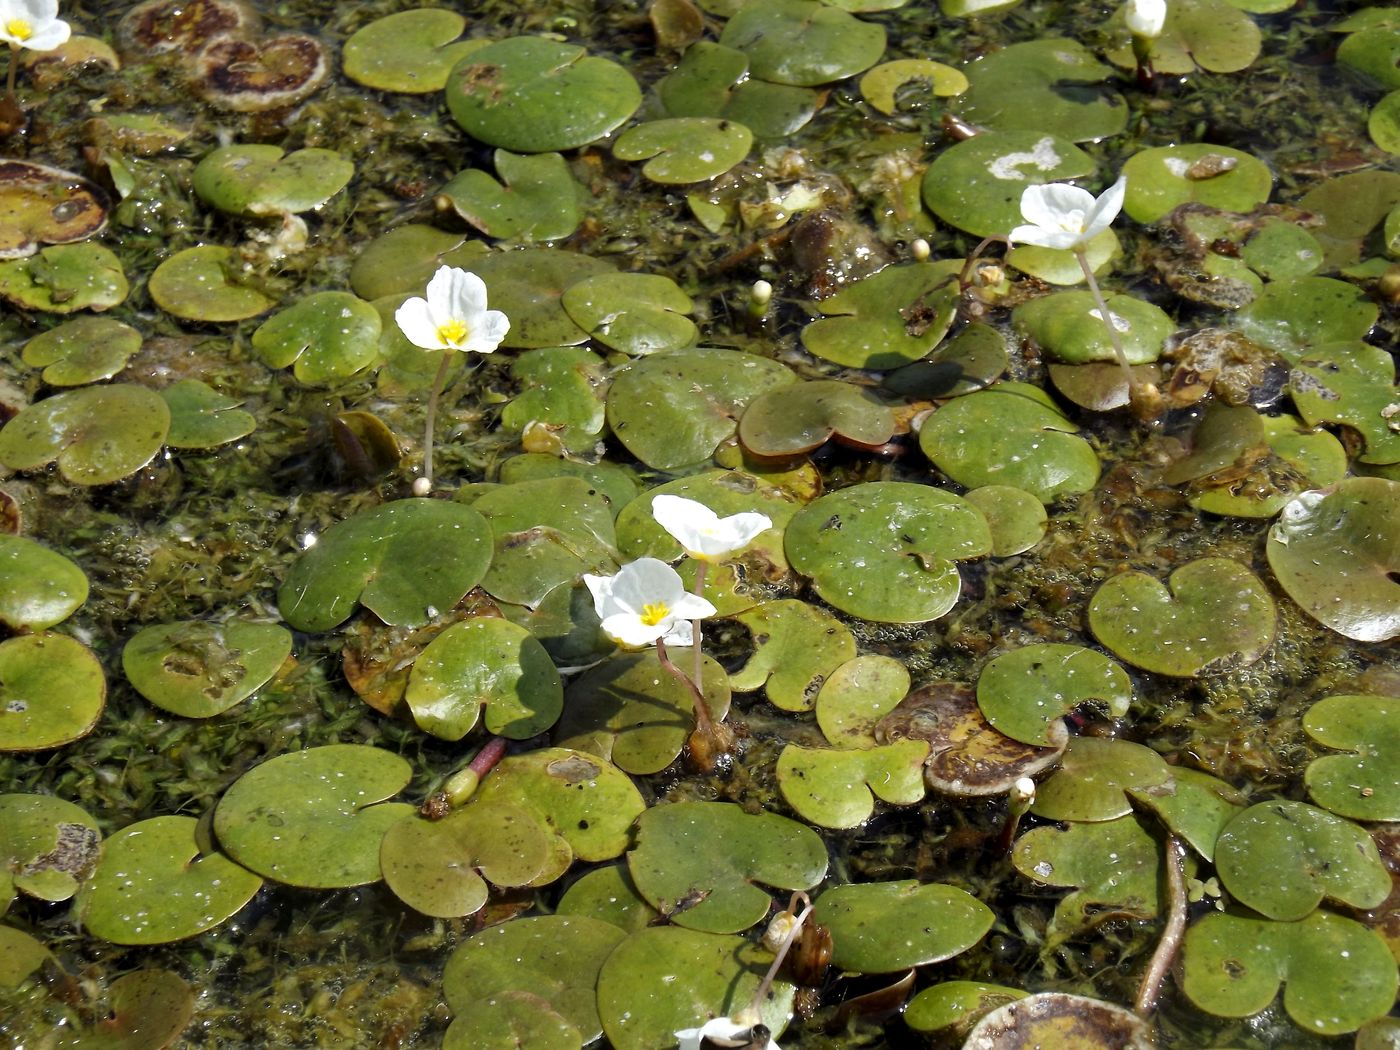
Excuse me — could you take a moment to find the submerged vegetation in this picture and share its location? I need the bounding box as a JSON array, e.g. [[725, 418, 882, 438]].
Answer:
[[1, 0, 1399, 1046]]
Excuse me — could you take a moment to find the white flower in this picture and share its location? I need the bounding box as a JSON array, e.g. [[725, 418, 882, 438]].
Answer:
[[1008, 176, 1128, 252], [676, 1017, 781, 1050], [651, 495, 772, 562], [394, 265, 509, 353], [583, 558, 717, 649], [0, 0, 70, 50], [1125, 0, 1166, 38]]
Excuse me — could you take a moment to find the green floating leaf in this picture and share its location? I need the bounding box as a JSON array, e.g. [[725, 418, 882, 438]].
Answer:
[[1267, 479, 1400, 643], [475, 247, 613, 348], [557, 864, 660, 933], [1128, 766, 1244, 862], [1371, 91, 1400, 155], [882, 321, 1009, 400], [350, 224, 488, 301], [553, 650, 730, 775], [1006, 227, 1119, 286], [786, 482, 991, 623], [52, 969, 195, 1050], [1014, 815, 1162, 948], [977, 644, 1131, 748], [251, 291, 382, 385], [1290, 342, 1400, 465], [148, 245, 273, 322], [1235, 276, 1378, 359], [160, 379, 256, 449], [905, 982, 1028, 1039], [437, 150, 583, 241], [446, 36, 641, 152], [501, 347, 607, 451], [277, 498, 493, 633], [381, 802, 552, 918], [1297, 170, 1400, 269], [22, 316, 140, 386], [0, 534, 88, 631], [1338, 26, 1400, 90], [607, 348, 795, 471], [598, 927, 793, 1050], [1105, 0, 1262, 74], [122, 620, 291, 718], [614, 118, 753, 185], [406, 616, 563, 740], [1305, 694, 1400, 822], [0, 792, 99, 908], [718, 0, 885, 86], [1182, 909, 1398, 1035], [0, 926, 51, 988], [0, 383, 170, 486], [1013, 290, 1172, 365], [1031, 736, 1172, 823], [777, 740, 927, 828], [815, 880, 994, 973], [1215, 800, 1391, 920], [814, 654, 910, 748], [628, 801, 827, 933], [729, 599, 856, 712], [923, 132, 1095, 238], [213, 744, 415, 889], [76, 815, 262, 945], [955, 38, 1125, 142], [1240, 219, 1324, 281], [0, 243, 128, 313], [192, 144, 353, 216], [444, 992, 578, 1050], [1088, 558, 1276, 677], [1121, 144, 1273, 225], [343, 8, 485, 94], [657, 41, 819, 140], [964, 486, 1047, 557], [561, 272, 697, 355], [499, 453, 638, 517], [0, 633, 106, 752], [444, 915, 627, 1045], [801, 261, 961, 369], [919, 383, 1100, 504], [860, 58, 967, 114]]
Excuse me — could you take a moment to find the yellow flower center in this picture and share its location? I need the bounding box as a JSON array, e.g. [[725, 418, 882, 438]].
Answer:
[[640, 601, 670, 626], [435, 318, 469, 346], [6, 18, 33, 40]]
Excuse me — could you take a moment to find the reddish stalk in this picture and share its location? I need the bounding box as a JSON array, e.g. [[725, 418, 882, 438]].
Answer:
[[1135, 834, 1188, 1018], [690, 561, 708, 690]]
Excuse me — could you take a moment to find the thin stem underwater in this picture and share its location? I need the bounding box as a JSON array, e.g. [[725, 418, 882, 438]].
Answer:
[[421, 350, 452, 490], [1075, 248, 1142, 401]]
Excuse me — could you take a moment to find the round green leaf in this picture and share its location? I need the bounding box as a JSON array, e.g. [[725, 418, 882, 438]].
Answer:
[[628, 801, 827, 933], [0, 633, 106, 751], [213, 744, 414, 888], [814, 654, 910, 748], [905, 982, 1028, 1038], [561, 272, 696, 355], [1013, 291, 1172, 365], [1236, 276, 1378, 359], [717, 0, 885, 86], [122, 620, 291, 718], [815, 880, 994, 973], [444, 993, 579, 1050], [860, 58, 967, 114], [598, 927, 794, 1050], [776, 740, 927, 828], [445, 36, 641, 152], [1240, 219, 1324, 280], [656, 41, 819, 140], [1297, 170, 1400, 269], [405, 617, 562, 740], [276, 498, 493, 633], [1182, 909, 1398, 1035], [0, 534, 88, 631], [444, 915, 627, 1043], [1215, 800, 1391, 920], [785, 482, 992, 623], [882, 320, 1009, 400], [729, 599, 856, 713], [1305, 694, 1400, 822], [1088, 558, 1275, 677], [557, 864, 660, 933], [953, 39, 1126, 142], [1122, 144, 1273, 225], [614, 118, 753, 185], [22, 316, 140, 386], [0, 793, 99, 907], [381, 802, 552, 918], [251, 292, 382, 385], [0, 384, 169, 486], [1031, 736, 1172, 823], [1106, 0, 1262, 74], [919, 383, 1100, 504], [148, 245, 273, 322], [1267, 479, 1400, 642], [193, 145, 353, 216], [343, 8, 485, 94], [800, 261, 962, 369], [76, 815, 262, 945], [350, 224, 489, 301], [0, 243, 128, 313], [474, 247, 612, 348], [922, 131, 1095, 238], [607, 348, 796, 470], [1128, 767, 1245, 862], [964, 486, 1047, 557], [0, 925, 51, 988], [500, 347, 607, 451], [56, 969, 195, 1049], [437, 150, 583, 242], [159, 379, 256, 449], [977, 644, 1131, 747], [1372, 91, 1400, 155], [1339, 26, 1400, 90]]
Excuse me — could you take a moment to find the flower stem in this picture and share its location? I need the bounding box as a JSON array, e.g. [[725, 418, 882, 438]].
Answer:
[[1135, 834, 1188, 1018], [745, 893, 814, 1021], [421, 350, 452, 490], [5, 43, 17, 102], [1074, 248, 1141, 401], [656, 637, 716, 739], [657, 637, 732, 772], [691, 560, 708, 690]]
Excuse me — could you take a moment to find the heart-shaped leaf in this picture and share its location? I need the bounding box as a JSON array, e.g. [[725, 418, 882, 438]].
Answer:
[[193, 144, 353, 216], [437, 150, 583, 241], [1031, 736, 1172, 822], [801, 261, 961, 369], [21, 316, 140, 385], [0, 792, 99, 908], [1304, 694, 1400, 822], [343, 8, 485, 94], [0, 633, 106, 751], [0, 534, 88, 631], [561, 272, 696, 355], [717, 0, 886, 86], [953, 39, 1126, 142], [0, 243, 128, 313], [614, 118, 753, 184], [0, 384, 170, 486], [776, 740, 928, 828], [148, 245, 273, 322], [728, 599, 856, 712], [251, 292, 382, 385], [977, 644, 1132, 747], [814, 880, 994, 973], [738, 379, 896, 457], [122, 620, 291, 718]]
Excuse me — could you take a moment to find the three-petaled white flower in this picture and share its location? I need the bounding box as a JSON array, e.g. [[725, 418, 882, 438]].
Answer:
[[0, 0, 69, 49], [584, 558, 717, 649], [394, 265, 509, 353], [1125, 0, 1167, 38], [651, 495, 772, 562], [675, 1017, 781, 1050], [1009, 176, 1128, 253]]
